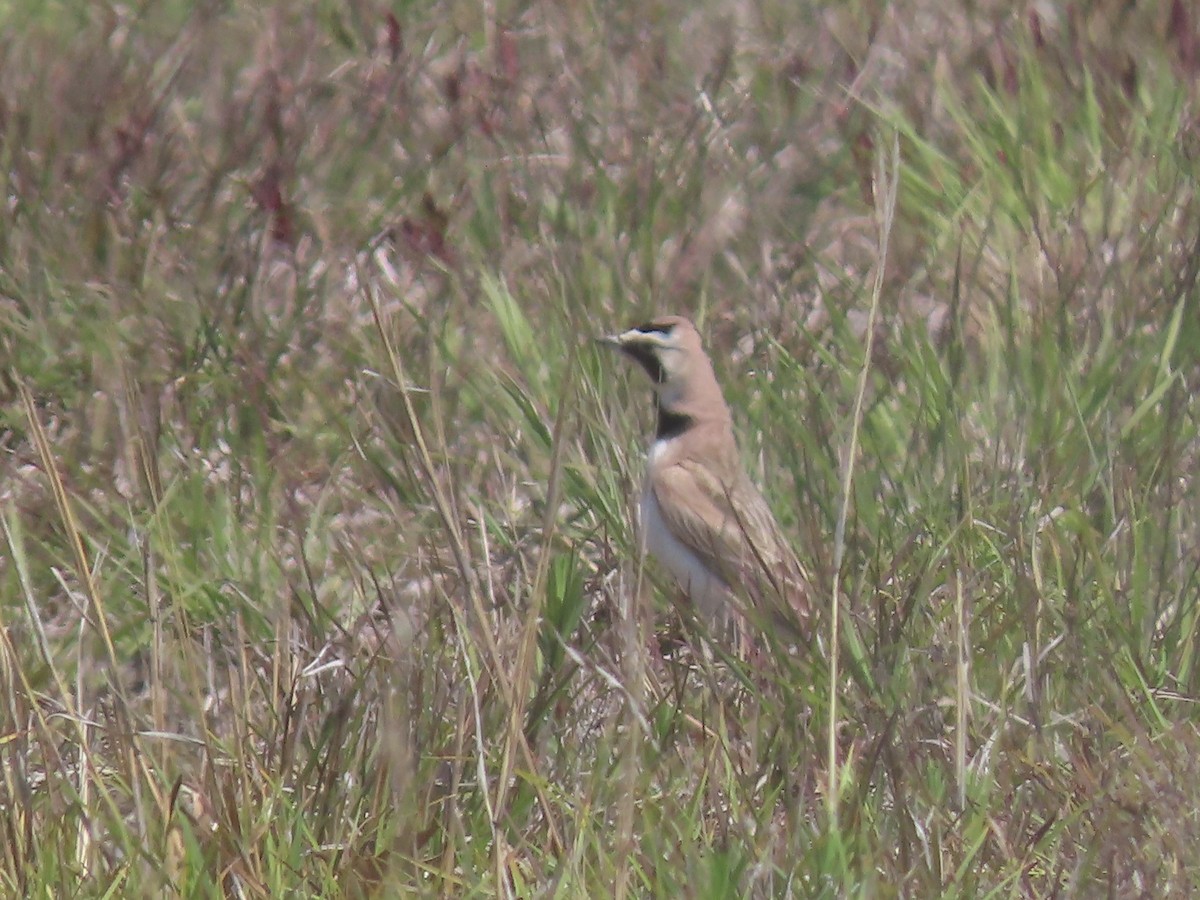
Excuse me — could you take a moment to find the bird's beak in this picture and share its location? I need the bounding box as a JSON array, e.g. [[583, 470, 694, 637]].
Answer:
[[595, 332, 625, 350]]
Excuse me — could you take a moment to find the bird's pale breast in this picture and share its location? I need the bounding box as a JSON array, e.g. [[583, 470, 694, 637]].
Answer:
[[639, 483, 729, 622]]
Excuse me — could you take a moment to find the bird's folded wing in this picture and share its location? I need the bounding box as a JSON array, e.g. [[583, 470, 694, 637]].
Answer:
[[650, 460, 813, 633]]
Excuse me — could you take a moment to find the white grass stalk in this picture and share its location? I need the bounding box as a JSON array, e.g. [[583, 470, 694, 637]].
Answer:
[[828, 132, 899, 818]]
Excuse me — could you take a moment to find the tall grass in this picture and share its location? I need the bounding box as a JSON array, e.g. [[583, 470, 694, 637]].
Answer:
[[3, 0, 1200, 895]]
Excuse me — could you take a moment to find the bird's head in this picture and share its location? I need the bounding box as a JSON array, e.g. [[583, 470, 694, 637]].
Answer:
[[600, 315, 710, 409]]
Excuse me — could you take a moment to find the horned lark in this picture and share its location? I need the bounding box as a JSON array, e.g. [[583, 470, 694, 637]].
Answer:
[[602, 315, 813, 645]]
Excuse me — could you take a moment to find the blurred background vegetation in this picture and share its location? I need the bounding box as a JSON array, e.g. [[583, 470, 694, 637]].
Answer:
[[3, 0, 1200, 895]]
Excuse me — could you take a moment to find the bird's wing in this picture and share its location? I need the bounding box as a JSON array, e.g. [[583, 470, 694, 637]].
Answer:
[[650, 459, 813, 634]]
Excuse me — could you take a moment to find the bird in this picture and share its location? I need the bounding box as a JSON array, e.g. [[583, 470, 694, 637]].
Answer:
[[600, 315, 813, 649]]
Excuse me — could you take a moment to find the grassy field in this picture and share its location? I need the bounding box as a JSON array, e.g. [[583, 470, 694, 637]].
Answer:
[[3, 0, 1200, 895]]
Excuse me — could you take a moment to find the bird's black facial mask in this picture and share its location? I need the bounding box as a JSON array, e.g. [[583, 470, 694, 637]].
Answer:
[[620, 343, 666, 384], [620, 322, 674, 384]]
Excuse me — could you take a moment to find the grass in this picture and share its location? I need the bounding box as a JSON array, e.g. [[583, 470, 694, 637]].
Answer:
[[3, 0, 1200, 895]]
